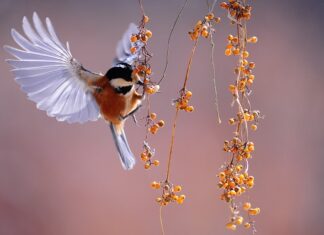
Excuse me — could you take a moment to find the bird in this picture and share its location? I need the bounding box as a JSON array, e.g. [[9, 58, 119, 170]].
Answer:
[[4, 12, 146, 170]]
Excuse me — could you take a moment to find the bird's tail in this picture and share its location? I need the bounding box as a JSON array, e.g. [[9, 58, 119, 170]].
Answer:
[[109, 123, 135, 170]]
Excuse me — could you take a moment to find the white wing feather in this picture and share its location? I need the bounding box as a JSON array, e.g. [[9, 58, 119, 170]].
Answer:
[[4, 12, 100, 124], [112, 23, 143, 66]]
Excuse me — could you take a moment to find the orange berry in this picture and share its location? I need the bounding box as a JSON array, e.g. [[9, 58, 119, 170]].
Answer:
[[229, 84, 236, 93], [185, 90, 192, 99], [201, 30, 209, 38], [243, 202, 252, 210], [130, 47, 137, 54], [151, 181, 160, 189], [248, 208, 261, 215], [226, 222, 237, 231], [248, 36, 258, 43], [144, 162, 150, 169], [220, 2, 229, 9], [130, 35, 138, 43], [236, 216, 244, 225], [251, 124, 257, 131], [214, 17, 221, 23], [206, 13, 214, 20], [244, 223, 251, 229], [233, 48, 240, 55], [153, 160, 160, 166], [227, 34, 234, 41], [150, 113, 157, 120], [225, 48, 232, 56], [174, 185, 182, 192], [141, 152, 149, 161], [229, 118, 235, 125]]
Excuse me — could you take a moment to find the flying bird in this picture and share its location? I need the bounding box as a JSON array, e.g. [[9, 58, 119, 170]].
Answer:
[[4, 12, 145, 170]]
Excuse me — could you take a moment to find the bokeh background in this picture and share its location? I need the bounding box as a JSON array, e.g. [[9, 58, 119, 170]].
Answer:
[[0, 0, 323, 234]]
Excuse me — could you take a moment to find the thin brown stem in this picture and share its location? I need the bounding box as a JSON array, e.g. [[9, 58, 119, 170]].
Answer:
[[165, 108, 180, 181], [158, 0, 189, 85], [210, 31, 222, 124], [159, 206, 165, 235]]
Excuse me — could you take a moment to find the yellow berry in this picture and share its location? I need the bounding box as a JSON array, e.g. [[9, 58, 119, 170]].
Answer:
[[242, 59, 248, 66], [227, 34, 234, 41], [201, 30, 209, 38], [206, 13, 214, 20], [248, 36, 258, 43], [150, 112, 157, 120], [251, 124, 257, 131], [176, 194, 186, 204], [236, 216, 244, 225], [219, 172, 226, 179], [249, 74, 255, 80], [243, 202, 251, 210], [143, 15, 150, 23], [185, 90, 193, 99], [229, 84, 236, 93], [242, 50, 250, 58], [214, 17, 221, 23], [153, 160, 160, 166], [174, 185, 182, 192], [228, 118, 235, 125], [144, 162, 150, 169], [145, 30, 153, 38], [156, 197, 162, 203], [185, 106, 194, 112], [226, 222, 237, 231], [244, 223, 251, 229]]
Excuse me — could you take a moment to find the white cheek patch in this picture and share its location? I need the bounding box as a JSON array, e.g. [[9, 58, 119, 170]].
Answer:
[[110, 78, 133, 88]]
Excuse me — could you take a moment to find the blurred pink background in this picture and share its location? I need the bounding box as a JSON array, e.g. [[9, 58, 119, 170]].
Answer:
[[0, 0, 323, 234]]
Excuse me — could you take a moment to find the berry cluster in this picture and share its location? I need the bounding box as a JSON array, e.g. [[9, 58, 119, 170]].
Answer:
[[174, 89, 194, 112], [140, 141, 160, 170], [188, 13, 221, 41], [147, 112, 165, 135], [225, 202, 260, 231], [220, 0, 252, 21], [219, 0, 261, 232], [151, 181, 186, 206], [130, 15, 152, 55], [228, 109, 262, 132]]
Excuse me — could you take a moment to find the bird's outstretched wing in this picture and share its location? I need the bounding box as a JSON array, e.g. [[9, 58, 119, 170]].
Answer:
[[112, 23, 143, 66], [4, 12, 101, 124]]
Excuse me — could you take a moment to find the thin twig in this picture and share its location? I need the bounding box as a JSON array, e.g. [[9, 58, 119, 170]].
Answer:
[[157, 0, 189, 85], [165, 39, 198, 181], [210, 30, 222, 124], [138, 0, 145, 16], [159, 206, 165, 235], [166, 109, 180, 181]]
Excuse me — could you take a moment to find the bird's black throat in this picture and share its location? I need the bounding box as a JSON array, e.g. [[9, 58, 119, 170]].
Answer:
[[114, 85, 133, 95]]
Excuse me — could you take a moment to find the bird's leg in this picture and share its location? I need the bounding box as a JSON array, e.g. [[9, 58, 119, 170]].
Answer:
[[131, 114, 140, 126], [120, 104, 142, 120]]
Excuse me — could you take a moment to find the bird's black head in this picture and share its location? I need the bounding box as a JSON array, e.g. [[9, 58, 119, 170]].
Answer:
[[106, 63, 133, 82]]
